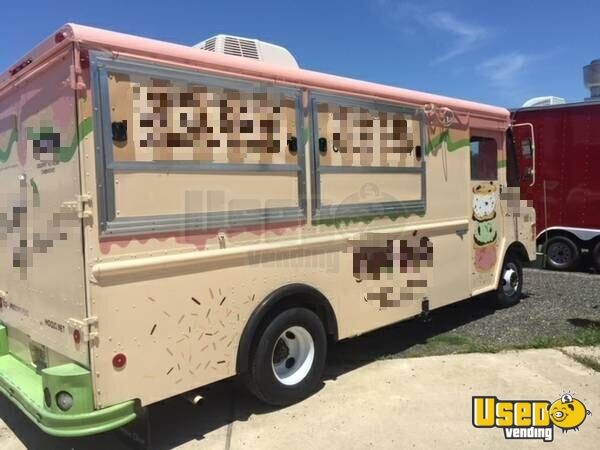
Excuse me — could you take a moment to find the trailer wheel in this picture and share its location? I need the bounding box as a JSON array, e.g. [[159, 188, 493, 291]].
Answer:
[[493, 254, 523, 308], [592, 240, 600, 272], [245, 307, 327, 406], [544, 236, 580, 271]]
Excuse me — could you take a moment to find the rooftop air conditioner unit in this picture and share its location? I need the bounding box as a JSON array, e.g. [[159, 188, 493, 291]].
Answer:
[[521, 96, 566, 108], [194, 35, 299, 69]]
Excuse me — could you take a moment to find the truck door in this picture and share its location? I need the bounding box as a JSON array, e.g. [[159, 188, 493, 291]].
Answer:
[[0, 53, 89, 366], [469, 130, 503, 293]]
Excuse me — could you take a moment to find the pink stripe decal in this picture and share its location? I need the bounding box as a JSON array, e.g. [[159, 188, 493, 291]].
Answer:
[[99, 221, 305, 254]]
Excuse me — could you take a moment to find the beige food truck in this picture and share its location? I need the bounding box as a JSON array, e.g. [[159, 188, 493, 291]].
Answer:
[[0, 24, 535, 440]]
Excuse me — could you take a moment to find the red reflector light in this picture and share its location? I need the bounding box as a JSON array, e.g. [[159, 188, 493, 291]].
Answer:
[[54, 31, 67, 43], [9, 58, 32, 76], [73, 329, 81, 344], [113, 353, 127, 369]]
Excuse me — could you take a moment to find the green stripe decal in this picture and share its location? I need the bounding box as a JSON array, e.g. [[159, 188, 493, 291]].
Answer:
[[0, 128, 18, 163], [314, 211, 426, 229], [303, 126, 310, 145], [26, 116, 94, 164], [30, 178, 40, 207], [426, 130, 470, 155], [29, 178, 39, 195]]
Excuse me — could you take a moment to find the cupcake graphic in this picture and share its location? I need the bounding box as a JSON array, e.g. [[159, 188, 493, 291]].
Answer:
[[472, 182, 498, 271]]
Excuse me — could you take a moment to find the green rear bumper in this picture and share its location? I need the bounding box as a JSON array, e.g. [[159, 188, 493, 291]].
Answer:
[[0, 325, 137, 437]]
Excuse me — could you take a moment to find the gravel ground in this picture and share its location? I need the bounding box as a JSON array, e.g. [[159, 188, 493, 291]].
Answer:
[[328, 267, 600, 369], [436, 267, 600, 346]]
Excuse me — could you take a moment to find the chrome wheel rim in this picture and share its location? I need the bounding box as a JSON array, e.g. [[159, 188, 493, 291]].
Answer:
[[271, 326, 315, 386], [502, 262, 519, 297]]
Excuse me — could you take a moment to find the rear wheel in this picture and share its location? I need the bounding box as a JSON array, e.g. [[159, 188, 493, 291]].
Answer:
[[493, 254, 523, 308], [245, 307, 327, 406], [544, 236, 580, 271]]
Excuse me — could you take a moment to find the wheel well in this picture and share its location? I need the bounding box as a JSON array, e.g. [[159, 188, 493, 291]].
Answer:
[[236, 284, 338, 374], [505, 241, 529, 264]]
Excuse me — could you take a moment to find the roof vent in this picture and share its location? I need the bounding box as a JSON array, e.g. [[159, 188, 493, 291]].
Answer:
[[583, 59, 600, 101], [202, 37, 216, 52], [194, 34, 299, 69], [521, 96, 566, 108]]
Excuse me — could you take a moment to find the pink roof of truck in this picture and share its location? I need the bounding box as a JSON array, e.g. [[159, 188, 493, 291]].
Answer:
[[0, 23, 509, 123]]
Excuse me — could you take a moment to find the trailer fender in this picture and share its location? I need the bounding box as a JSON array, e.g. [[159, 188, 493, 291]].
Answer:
[[536, 227, 600, 244]]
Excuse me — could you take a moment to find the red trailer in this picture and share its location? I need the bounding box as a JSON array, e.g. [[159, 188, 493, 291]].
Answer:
[[511, 99, 600, 271]]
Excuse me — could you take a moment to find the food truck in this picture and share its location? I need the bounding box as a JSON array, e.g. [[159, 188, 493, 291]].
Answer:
[[0, 24, 535, 439]]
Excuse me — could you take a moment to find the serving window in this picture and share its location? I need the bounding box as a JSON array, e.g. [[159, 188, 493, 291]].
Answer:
[[109, 75, 299, 165], [311, 94, 426, 220], [91, 54, 306, 236]]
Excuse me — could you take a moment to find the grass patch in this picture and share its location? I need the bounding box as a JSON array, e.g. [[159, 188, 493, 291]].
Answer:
[[427, 333, 500, 352], [521, 322, 600, 349], [572, 322, 600, 346], [404, 320, 600, 358], [404, 333, 501, 358]]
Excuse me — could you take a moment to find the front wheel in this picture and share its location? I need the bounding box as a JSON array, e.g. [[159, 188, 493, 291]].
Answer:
[[493, 255, 523, 308], [245, 307, 327, 406]]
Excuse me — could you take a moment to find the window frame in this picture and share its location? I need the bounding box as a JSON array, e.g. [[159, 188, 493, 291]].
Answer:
[[90, 52, 307, 237], [309, 92, 427, 221], [469, 135, 498, 181]]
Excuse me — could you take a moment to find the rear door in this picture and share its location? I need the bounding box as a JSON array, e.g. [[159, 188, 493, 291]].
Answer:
[[0, 51, 89, 366]]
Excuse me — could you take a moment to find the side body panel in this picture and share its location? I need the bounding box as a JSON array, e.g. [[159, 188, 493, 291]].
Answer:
[[0, 48, 89, 366], [74, 54, 533, 409]]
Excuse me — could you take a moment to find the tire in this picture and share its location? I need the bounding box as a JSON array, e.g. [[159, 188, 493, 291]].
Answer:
[[245, 307, 327, 406], [592, 240, 600, 272], [493, 254, 523, 308], [543, 235, 580, 271]]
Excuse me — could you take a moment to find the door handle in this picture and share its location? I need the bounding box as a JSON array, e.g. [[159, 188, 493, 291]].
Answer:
[[318, 138, 327, 154], [287, 136, 298, 153]]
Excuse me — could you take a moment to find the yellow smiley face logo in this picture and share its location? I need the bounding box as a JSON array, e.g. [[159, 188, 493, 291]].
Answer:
[[548, 394, 592, 432]]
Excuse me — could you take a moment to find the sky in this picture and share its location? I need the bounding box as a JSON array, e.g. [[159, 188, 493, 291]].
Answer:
[[0, 0, 598, 108]]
